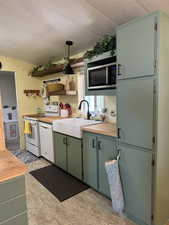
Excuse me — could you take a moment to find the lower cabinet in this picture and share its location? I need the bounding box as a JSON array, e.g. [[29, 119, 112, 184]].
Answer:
[[0, 176, 28, 225], [83, 131, 117, 198], [53, 132, 82, 180], [67, 136, 82, 180], [119, 144, 152, 225], [53, 132, 67, 170]]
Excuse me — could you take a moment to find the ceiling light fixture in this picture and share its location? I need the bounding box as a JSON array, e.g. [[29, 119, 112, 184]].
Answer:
[[64, 40, 74, 74]]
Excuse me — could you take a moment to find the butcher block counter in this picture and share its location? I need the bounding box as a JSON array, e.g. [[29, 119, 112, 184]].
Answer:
[[24, 114, 72, 124], [0, 150, 27, 183], [81, 122, 117, 137]]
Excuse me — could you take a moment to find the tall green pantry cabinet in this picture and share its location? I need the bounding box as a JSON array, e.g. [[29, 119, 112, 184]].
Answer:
[[116, 11, 169, 225]]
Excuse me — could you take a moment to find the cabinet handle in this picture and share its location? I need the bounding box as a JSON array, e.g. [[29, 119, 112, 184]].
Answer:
[[117, 64, 122, 76], [63, 137, 67, 145], [97, 140, 102, 150], [41, 126, 48, 129], [92, 139, 96, 149], [117, 128, 121, 139]]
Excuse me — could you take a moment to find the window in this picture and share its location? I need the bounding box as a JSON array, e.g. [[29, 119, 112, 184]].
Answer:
[[85, 96, 104, 114], [77, 72, 104, 114]]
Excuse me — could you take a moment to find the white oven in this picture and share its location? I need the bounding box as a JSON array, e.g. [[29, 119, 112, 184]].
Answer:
[[24, 117, 40, 157]]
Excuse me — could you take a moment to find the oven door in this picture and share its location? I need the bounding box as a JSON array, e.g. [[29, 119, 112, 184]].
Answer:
[[25, 120, 39, 147]]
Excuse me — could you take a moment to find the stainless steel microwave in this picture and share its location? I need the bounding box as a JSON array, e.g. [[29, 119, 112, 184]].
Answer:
[[87, 63, 116, 90]]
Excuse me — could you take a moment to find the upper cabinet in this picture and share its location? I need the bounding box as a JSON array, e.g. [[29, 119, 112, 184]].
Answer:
[[117, 13, 157, 79]]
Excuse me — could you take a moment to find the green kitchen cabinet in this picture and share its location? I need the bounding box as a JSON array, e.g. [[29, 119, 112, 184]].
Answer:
[[116, 11, 169, 225], [119, 144, 153, 225], [53, 132, 67, 170], [53, 132, 82, 180], [117, 13, 157, 79], [83, 132, 98, 189], [97, 135, 117, 197], [67, 136, 82, 180], [117, 77, 155, 150], [83, 131, 117, 198], [0, 176, 28, 225]]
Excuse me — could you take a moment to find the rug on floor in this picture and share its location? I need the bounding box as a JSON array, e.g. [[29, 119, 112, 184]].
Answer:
[[30, 165, 89, 202], [11, 149, 40, 164]]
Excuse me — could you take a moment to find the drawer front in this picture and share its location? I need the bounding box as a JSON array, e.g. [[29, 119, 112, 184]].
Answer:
[[1, 212, 28, 225], [0, 195, 27, 223], [0, 176, 25, 203]]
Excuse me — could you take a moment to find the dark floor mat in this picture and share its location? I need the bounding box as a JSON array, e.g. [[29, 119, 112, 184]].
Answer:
[[30, 165, 89, 202]]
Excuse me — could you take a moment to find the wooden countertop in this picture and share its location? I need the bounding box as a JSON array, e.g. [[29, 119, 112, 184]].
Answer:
[[0, 150, 27, 183], [81, 122, 117, 137], [24, 114, 71, 124], [38, 116, 69, 124]]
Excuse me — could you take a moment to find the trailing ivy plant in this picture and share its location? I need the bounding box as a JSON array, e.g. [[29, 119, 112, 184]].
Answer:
[[83, 35, 116, 59], [28, 60, 55, 76]]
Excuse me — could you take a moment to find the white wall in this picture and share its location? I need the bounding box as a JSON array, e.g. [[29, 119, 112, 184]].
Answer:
[[0, 71, 17, 107]]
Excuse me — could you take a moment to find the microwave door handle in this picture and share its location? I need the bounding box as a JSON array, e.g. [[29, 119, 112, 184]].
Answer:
[[106, 67, 108, 84]]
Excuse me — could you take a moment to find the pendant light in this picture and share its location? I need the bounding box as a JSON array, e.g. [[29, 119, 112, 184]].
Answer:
[[64, 40, 74, 74]]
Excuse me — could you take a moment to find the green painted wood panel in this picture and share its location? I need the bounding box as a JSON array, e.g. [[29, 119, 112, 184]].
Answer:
[[83, 132, 98, 189], [53, 132, 67, 171], [67, 137, 82, 180], [0, 195, 27, 223], [119, 144, 152, 225], [1, 212, 28, 225], [117, 77, 154, 149], [97, 136, 117, 198], [117, 14, 156, 79], [0, 176, 25, 203]]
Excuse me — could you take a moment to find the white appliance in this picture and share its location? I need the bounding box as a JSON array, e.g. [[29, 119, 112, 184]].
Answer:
[[24, 117, 41, 157], [87, 63, 116, 90], [45, 104, 60, 117], [4, 120, 19, 142], [39, 122, 54, 163]]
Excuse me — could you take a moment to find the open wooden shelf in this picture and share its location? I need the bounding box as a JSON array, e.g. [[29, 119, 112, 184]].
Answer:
[[31, 57, 84, 77], [47, 90, 77, 96]]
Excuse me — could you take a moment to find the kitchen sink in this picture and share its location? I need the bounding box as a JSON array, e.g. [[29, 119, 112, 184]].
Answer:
[[53, 118, 101, 138]]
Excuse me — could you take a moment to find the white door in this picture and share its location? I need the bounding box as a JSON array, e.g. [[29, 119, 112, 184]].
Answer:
[[39, 123, 54, 163]]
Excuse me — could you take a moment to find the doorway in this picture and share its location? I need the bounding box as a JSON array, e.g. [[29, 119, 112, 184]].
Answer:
[[0, 71, 20, 151]]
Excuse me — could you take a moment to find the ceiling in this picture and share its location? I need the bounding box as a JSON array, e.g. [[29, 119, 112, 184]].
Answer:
[[0, 0, 168, 64]]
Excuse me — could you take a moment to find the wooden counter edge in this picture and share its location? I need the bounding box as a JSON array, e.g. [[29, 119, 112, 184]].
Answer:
[[0, 150, 27, 183], [81, 123, 117, 137]]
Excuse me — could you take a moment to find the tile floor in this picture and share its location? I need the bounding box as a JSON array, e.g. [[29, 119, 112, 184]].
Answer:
[[26, 159, 136, 225]]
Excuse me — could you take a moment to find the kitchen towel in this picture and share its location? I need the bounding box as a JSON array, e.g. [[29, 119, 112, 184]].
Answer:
[[24, 120, 32, 135], [105, 157, 124, 216]]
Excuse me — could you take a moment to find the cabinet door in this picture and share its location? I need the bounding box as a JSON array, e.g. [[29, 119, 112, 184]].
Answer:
[[53, 132, 67, 171], [39, 124, 54, 163], [119, 145, 152, 225], [117, 77, 154, 149], [117, 14, 156, 79], [67, 136, 82, 180], [83, 132, 97, 189], [98, 136, 117, 198]]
